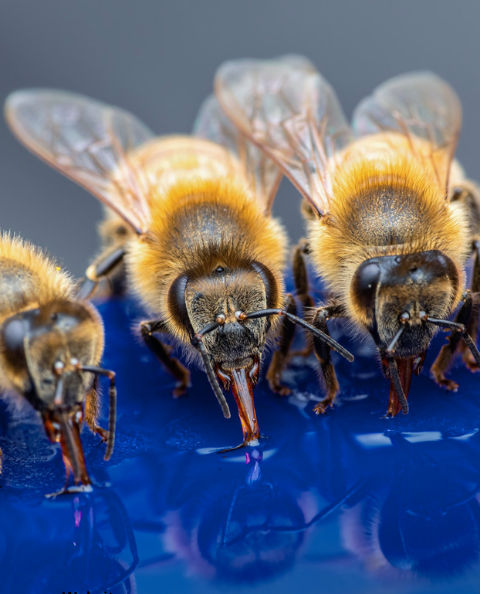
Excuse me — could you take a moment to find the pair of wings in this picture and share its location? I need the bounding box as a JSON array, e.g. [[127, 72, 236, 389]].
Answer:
[[5, 88, 281, 236], [5, 56, 461, 232], [215, 55, 462, 215]]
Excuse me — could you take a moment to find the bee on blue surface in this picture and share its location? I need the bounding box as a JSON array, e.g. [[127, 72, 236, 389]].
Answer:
[[5, 90, 353, 450], [0, 233, 116, 493], [214, 56, 480, 417]]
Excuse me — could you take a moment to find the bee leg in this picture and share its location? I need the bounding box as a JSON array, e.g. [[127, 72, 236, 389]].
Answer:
[[310, 304, 344, 414], [460, 239, 480, 371], [77, 245, 126, 299], [84, 376, 111, 447], [266, 293, 297, 396], [140, 319, 191, 397], [80, 366, 116, 460], [290, 239, 315, 357], [84, 375, 103, 435], [430, 291, 473, 391]]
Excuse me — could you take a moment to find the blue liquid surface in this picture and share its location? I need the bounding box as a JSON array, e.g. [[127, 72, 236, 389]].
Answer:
[[1, 291, 480, 594]]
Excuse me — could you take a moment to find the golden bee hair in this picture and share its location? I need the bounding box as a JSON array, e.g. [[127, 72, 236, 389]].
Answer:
[[126, 176, 288, 343], [308, 154, 470, 325]]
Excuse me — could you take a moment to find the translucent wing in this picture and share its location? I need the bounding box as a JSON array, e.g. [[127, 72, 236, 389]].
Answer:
[[5, 90, 155, 234], [352, 72, 462, 194], [193, 94, 282, 213], [215, 55, 353, 216]]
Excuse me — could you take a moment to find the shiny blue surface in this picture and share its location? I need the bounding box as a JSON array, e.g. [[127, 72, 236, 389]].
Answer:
[[2, 286, 480, 594]]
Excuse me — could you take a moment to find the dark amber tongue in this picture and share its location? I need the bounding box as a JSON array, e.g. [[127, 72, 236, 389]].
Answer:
[[228, 367, 260, 444], [44, 410, 91, 486], [388, 357, 414, 416]]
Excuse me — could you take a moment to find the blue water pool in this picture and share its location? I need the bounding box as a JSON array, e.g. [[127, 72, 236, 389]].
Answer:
[[1, 290, 480, 594]]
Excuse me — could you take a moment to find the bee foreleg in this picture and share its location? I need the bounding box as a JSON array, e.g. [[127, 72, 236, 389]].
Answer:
[[266, 293, 297, 396], [430, 291, 474, 391], [310, 304, 344, 414], [140, 319, 191, 398], [85, 381, 109, 442], [84, 375, 100, 432], [460, 239, 480, 371], [81, 366, 116, 461], [291, 239, 315, 357], [77, 245, 126, 299]]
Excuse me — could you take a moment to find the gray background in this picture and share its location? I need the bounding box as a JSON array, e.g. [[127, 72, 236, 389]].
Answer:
[[1, 0, 480, 277]]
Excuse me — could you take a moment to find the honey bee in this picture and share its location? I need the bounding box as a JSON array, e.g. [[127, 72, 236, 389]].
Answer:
[[0, 233, 116, 493], [5, 89, 353, 449], [214, 55, 480, 416]]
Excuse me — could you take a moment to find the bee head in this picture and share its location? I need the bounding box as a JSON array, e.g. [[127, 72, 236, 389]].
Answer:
[[0, 299, 103, 485], [169, 261, 279, 443], [350, 251, 460, 357], [1, 299, 100, 409]]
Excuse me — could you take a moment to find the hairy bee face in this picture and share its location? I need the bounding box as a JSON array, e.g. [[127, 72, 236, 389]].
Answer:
[[186, 268, 269, 370], [1, 300, 100, 410], [351, 251, 460, 356], [181, 266, 274, 445]]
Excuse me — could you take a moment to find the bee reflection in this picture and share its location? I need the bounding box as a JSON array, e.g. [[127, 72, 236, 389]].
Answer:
[[338, 430, 480, 581], [128, 433, 353, 586], [0, 489, 138, 594]]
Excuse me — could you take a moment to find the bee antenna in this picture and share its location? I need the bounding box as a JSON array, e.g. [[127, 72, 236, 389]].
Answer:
[[244, 309, 354, 362], [53, 361, 65, 406], [385, 325, 406, 355], [192, 321, 231, 419], [385, 355, 409, 414], [422, 316, 480, 368], [53, 375, 66, 406]]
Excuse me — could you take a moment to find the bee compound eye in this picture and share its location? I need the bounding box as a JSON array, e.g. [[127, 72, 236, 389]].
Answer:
[[2, 318, 27, 354], [354, 261, 381, 294], [351, 261, 382, 315]]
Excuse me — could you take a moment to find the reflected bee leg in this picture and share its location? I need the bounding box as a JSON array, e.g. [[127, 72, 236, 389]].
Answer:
[[140, 319, 191, 397], [311, 303, 345, 414], [290, 239, 315, 357], [77, 245, 126, 299], [266, 293, 297, 396], [430, 291, 474, 391]]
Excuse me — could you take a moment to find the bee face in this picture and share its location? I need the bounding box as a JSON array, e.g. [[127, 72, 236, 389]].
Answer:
[[351, 251, 460, 356], [1, 300, 99, 411], [186, 268, 268, 371]]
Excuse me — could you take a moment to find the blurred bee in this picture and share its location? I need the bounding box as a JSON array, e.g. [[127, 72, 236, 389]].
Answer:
[[214, 56, 480, 416], [5, 90, 353, 449], [0, 233, 116, 493]]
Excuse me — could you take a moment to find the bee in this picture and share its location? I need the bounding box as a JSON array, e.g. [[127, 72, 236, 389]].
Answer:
[[214, 55, 480, 416], [0, 233, 116, 493], [5, 89, 353, 449]]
